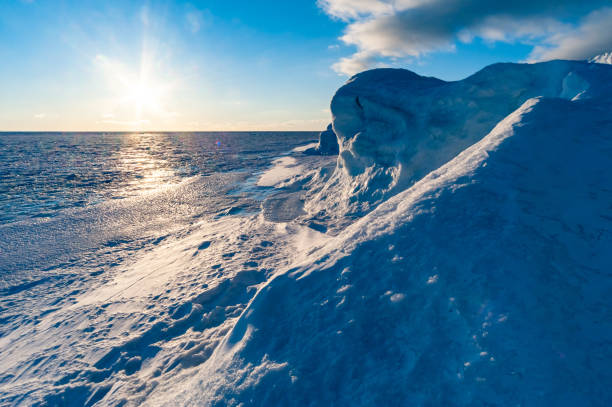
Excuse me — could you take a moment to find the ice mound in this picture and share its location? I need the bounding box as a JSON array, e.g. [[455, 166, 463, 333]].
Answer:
[[303, 124, 339, 155], [171, 87, 612, 405], [308, 60, 612, 218]]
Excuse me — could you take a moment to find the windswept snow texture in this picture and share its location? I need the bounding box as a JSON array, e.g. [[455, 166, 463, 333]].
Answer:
[[2, 61, 612, 407], [163, 61, 612, 406]]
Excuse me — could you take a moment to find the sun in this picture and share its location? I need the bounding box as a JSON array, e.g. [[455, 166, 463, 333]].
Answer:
[[123, 78, 164, 117], [96, 53, 173, 127]]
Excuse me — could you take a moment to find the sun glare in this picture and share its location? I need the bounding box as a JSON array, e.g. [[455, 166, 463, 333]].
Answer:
[[124, 79, 163, 116], [96, 52, 173, 129]]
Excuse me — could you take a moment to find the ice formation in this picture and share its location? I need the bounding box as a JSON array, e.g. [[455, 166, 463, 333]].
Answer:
[[164, 60, 612, 405], [307, 60, 612, 219]]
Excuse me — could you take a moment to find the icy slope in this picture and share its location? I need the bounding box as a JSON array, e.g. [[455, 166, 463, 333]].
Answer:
[[163, 89, 612, 403], [308, 60, 612, 219]]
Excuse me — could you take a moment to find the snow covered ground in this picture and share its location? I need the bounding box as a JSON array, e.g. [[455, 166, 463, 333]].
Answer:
[[1, 58, 611, 406], [157, 59, 612, 406]]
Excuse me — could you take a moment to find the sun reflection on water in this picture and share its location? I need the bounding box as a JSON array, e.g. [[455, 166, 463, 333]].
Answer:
[[113, 133, 179, 197], [0, 132, 318, 224]]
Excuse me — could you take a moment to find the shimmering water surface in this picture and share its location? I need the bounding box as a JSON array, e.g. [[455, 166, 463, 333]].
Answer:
[[0, 132, 316, 224], [0, 132, 317, 282]]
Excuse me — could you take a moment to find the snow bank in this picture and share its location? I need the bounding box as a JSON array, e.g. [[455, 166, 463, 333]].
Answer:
[[307, 60, 612, 218], [171, 85, 612, 405]]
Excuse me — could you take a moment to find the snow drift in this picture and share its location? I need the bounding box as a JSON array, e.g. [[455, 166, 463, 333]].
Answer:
[[162, 60, 612, 405]]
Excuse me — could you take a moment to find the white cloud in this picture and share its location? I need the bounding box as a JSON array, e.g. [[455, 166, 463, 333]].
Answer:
[[340, 13, 456, 58], [317, 0, 394, 20], [529, 8, 612, 61], [319, 0, 612, 75], [332, 51, 380, 76]]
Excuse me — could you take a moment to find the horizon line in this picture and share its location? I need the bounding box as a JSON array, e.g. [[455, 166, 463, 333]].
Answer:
[[0, 130, 323, 134]]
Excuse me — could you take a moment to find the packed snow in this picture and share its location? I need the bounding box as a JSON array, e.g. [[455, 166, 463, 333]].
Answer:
[[1, 58, 611, 406]]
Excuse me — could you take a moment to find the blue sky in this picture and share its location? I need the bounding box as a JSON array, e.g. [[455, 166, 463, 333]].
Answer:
[[0, 0, 609, 131]]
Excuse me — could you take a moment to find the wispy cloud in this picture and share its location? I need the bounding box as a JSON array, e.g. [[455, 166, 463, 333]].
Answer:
[[319, 0, 612, 75]]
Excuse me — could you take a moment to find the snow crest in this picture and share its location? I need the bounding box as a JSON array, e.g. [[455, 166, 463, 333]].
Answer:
[[306, 60, 612, 220]]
